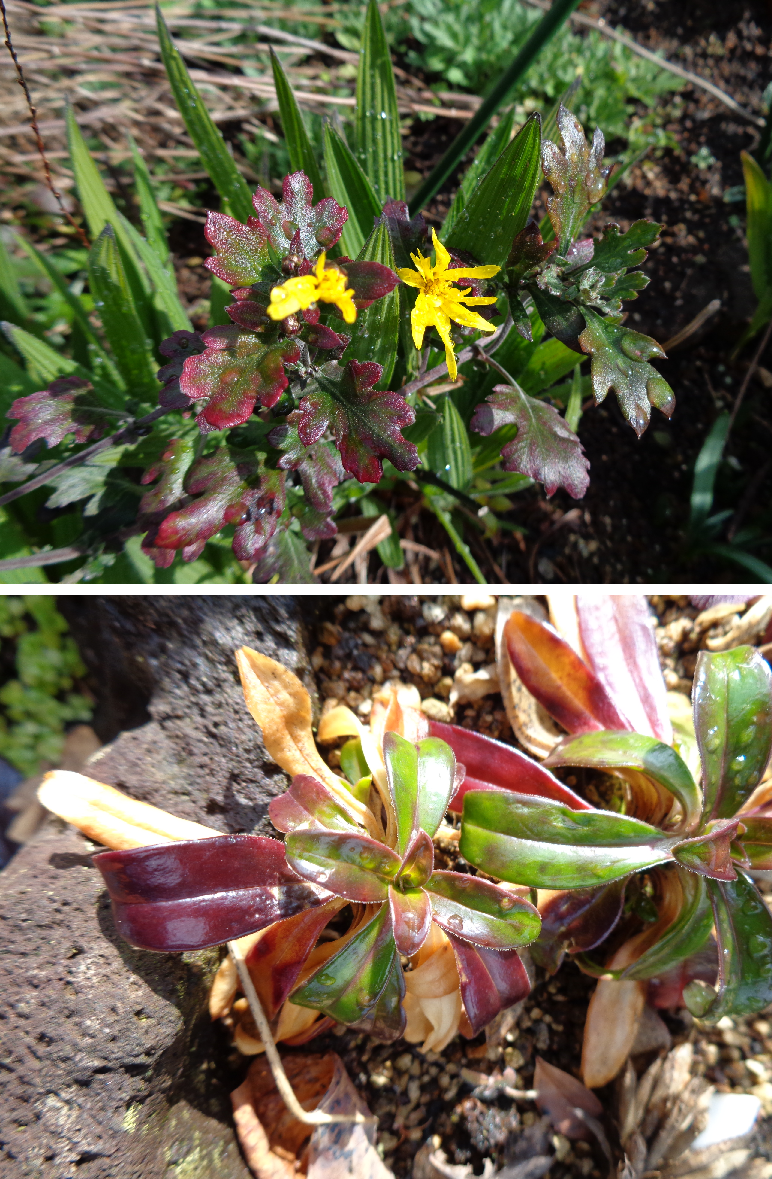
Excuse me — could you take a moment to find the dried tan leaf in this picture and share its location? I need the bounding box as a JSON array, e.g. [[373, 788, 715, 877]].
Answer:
[[534, 1055, 603, 1140], [403, 923, 462, 1053], [210, 954, 238, 1020], [231, 1080, 297, 1179], [307, 1056, 392, 1179], [581, 975, 646, 1089], [704, 596, 772, 651]]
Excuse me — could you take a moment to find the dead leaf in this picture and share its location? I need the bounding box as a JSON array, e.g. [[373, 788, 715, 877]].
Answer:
[[581, 976, 646, 1089], [307, 1056, 392, 1179], [534, 1056, 602, 1140]]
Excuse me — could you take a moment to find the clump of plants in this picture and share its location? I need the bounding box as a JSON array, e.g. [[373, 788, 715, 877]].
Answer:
[[0, 0, 674, 583]]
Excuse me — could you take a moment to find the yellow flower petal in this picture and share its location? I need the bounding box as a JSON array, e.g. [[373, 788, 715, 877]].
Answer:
[[446, 304, 497, 333], [445, 264, 501, 280], [430, 227, 452, 274], [397, 268, 423, 288]]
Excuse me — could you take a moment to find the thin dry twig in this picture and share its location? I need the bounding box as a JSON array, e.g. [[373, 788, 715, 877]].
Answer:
[[727, 316, 772, 435], [329, 514, 392, 582], [663, 299, 721, 352]]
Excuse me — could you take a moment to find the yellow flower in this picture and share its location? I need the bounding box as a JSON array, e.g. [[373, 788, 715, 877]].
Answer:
[[397, 228, 500, 380], [267, 252, 357, 324]]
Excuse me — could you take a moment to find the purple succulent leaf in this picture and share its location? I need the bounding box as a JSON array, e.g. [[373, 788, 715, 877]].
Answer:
[[389, 885, 432, 957], [448, 932, 531, 1035], [268, 773, 363, 835], [246, 896, 347, 1018], [285, 830, 402, 903], [252, 171, 348, 259], [306, 322, 350, 353], [226, 299, 272, 332], [533, 880, 626, 974], [379, 199, 428, 270], [470, 382, 589, 499], [335, 259, 400, 308], [426, 870, 541, 950], [296, 359, 417, 484], [8, 377, 110, 453]]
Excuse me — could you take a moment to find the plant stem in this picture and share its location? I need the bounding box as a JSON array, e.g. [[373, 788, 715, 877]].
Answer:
[[408, 0, 581, 214], [228, 940, 366, 1127], [400, 316, 513, 399], [430, 504, 486, 583]]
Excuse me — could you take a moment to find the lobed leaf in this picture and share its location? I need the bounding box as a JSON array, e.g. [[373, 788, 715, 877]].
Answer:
[[8, 376, 109, 453], [180, 326, 302, 431], [504, 609, 630, 734], [693, 646, 772, 822], [269, 773, 363, 835], [460, 791, 677, 888], [295, 359, 417, 483], [156, 329, 207, 410], [203, 211, 273, 288], [139, 437, 196, 518], [541, 105, 612, 254], [389, 886, 432, 957], [253, 171, 348, 260], [270, 48, 324, 202], [578, 308, 675, 437], [470, 381, 589, 498], [582, 220, 661, 276], [285, 830, 401, 902], [448, 934, 531, 1035], [426, 870, 540, 949], [270, 421, 343, 535], [427, 719, 591, 811], [545, 732, 701, 834], [685, 870, 772, 1021]]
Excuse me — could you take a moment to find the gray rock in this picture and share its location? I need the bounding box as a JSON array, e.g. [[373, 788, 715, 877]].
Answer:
[[0, 596, 312, 1177]]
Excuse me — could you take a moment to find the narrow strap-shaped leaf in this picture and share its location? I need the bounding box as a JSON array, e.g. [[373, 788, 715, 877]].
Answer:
[[576, 595, 672, 744], [129, 135, 171, 268], [270, 48, 324, 202], [116, 212, 192, 335], [545, 731, 702, 834], [533, 880, 626, 973], [504, 609, 631, 735], [619, 868, 714, 982], [291, 904, 396, 1026], [0, 233, 28, 323], [447, 933, 531, 1035], [340, 738, 370, 788], [689, 412, 730, 534], [356, 0, 404, 204], [396, 829, 434, 889], [269, 773, 363, 834], [460, 791, 676, 889], [323, 123, 382, 259], [738, 816, 772, 869], [389, 885, 432, 956], [441, 108, 515, 244], [349, 945, 406, 1041], [443, 113, 542, 267], [684, 870, 772, 1021], [383, 730, 419, 857], [426, 395, 473, 492], [694, 645, 772, 822], [247, 896, 347, 1018], [3, 321, 97, 389], [741, 150, 772, 302], [415, 736, 457, 838], [285, 830, 401, 902], [426, 869, 540, 948], [342, 222, 399, 386], [156, 5, 253, 222], [427, 718, 592, 811], [88, 226, 159, 402]]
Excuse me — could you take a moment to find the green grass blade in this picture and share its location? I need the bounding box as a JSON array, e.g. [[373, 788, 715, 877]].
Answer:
[[444, 113, 542, 266], [426, 396, 473, 491], [88, 226, 158, 402], [361, 496, 404, 569], [0, 348, 38, 419], [270, 48, 324, 201], [703, 544, 772, 583], [156, 5, 253, 222], [689, 411, 730, 534], [408, 0, 581, 215], [117, 212, 192, 334], [441, 108, 515, 243], [356, 0, 404, 204], [742, 151, 772, 302], [323, 124, 382, 259], [565, 362, 583, 432], [342, 223, 399, 386], [0, 234, 28, 324], [430, 503, 485, 583], [2, 320, 96, 387], [129, 136, 171, 268]]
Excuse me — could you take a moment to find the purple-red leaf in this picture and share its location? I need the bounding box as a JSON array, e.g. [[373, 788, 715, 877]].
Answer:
[[139, 436, 196, 517], [157, 330, 207, 410], [94, 834, 329, 951], [379, 199, 428, 269], [269, 773, 362, 835], [296, 359, 418, 483], [389, 886, 432, 957], [285, 830, 401, 902], [336, 259, 400, 308], [252, 172, 347, 259], [180, 327, 302, 431], [396, 829, 434, 890], [504, 610, 631, 735], [246, 896, 347, 1018], [576, 595, 672, 743], [426, 870, 540, 949], [672, 819, 740, 881], [427, 720, 592, 812], [470, 383, 589, 499], [448, 933, 531, 1035], [533, 1056, 602, 1141], [533, 881, 626, 974], [270, 422, 345, 516], [8, 377, 109, 453], [204, 211, 272, 287]]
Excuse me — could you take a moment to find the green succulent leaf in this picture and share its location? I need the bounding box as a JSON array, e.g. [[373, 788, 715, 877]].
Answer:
[[356, 0, 404, 204], [389, 885, 432, 957], [348, 945, 406, 1041], [578, 307, 675, 437], [545, 731, 702, 834], [620, 868, 713, 982], [323, 123, 382, 260], [684, 870, 772, 1022], [291, 903, 396, 1026], [694, 646, 772, 822], [738, 816, 772, 870], [542, 105, 612, 254], [396, 829, 434, 890], [426, 870, 540, 949], [383, 731, 419, 858], [270, 48, 324, 202], [268, 773, 363, 835], [285, 830, 401, 902], [672, 819, 739, 882], [415, 736, 457, 840], [460, 791, 677, 889], [340, 738, 370, 787]]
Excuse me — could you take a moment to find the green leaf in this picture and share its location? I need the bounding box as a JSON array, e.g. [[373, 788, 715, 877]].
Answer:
[[426, 869, 541, 949], [738, 816, 772, 869], [689, 413, 730, 534], [209, 274, 233, 328], [582, 220, 661, 276], [155, 5, 252, 222], [285, 830, 400, 902], [116, 211, 192, 335], [442, 109, 516, 244], [129, 135, 170, 268], [426, 395, 473, 492], [578, 307, 675, 437], [323, 123, 382, 259], [383, 731, 419, 858], [620, 869, 712, 982], [416, 736, 457, 839], [542, 105, 612, 254], [2, 321, 95, 388], [349, 943, 405, 1040], [44, 445, 131, 515], [0, 343, 42, 419], [685, 871, 772, 1021], [356, 0, 404, 204], [429, 500, 486, 584], [701, 543, 772, 583], [88, 226, 158, 402], [460, 791, 676, 888], [693, 645, 772, 822], [741, 151, 772, 302], [270, 48, 324, 202], [444, 114, 542, 267], [291, 903, 397, 1025], [360, 496, 404, 570], [342, 223, 399, 386], [545, 732, 702, 833], [0, 233, 28, 324]]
